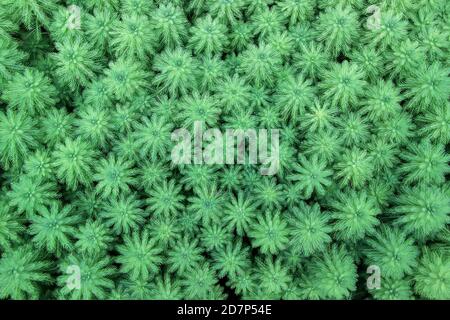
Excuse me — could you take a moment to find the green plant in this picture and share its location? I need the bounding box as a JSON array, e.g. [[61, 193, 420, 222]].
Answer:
[[110, 14, 154, 61], [189, 15, 228, 55], [315, 5, 359, 56], [116, 230, 163, 280], [153, 48, 198, 97], [75, 219, 113, 255], [0, 245, 51, 299], [392, 185, 450, 240], [146, 179, 184, 217], [29, 202, 80, 255], [57, 254, 115, 300], [398, 140, 450, 185], [334, 147, 373, 188], [364, 226, 419, 279], [330, 190, 380, 241], [223, 192, 257, 236], [100, 193, 147, 235], [52, 39, 101, 91], [8, 176, 57, 216], [307, 246, 357, 299], [414, 250, 450, 299], [288, 155, 333, 198], [319, 61, 366, 110], [275, 73, 316, 120], [0, 204, 23, 250], [0, 109, 39, 170], [238, 43, 282, 87], [104, 58, 149, 101], [167, 236, 204, 275], [75, 106, 114, 148], [151, 3, 188, 49], [288, 203, 332, 257], [52, 138, 99, 190], [370, 277, 413, 300], [211, 240, 250, 278], [93, 155, 137, 198], [256, 256, 292, 298], [2, 68, 57, 115], [249, 211, 289, 254]]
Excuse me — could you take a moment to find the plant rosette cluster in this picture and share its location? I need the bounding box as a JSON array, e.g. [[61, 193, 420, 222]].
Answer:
[[0, 0, 449, 300]]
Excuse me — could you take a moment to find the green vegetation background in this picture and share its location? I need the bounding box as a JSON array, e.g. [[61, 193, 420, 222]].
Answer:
[[0, 0, 448, 300]]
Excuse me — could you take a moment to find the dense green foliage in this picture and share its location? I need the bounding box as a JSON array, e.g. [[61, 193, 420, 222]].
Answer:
[[0, 0, 449, 300]]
